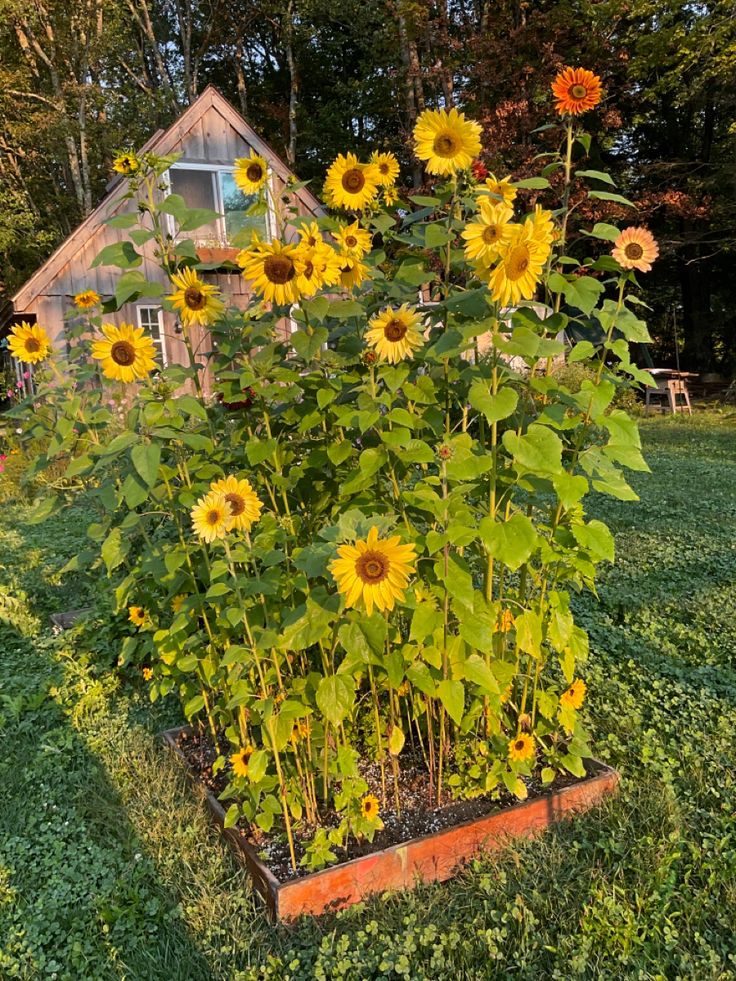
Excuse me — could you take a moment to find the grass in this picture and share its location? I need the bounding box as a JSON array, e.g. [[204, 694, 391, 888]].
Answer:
[[1, 411, 736, 979]]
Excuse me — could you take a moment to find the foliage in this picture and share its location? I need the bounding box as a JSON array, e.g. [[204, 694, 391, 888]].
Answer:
[[2, 417, 736, 979], [8, 95, 658, 874]]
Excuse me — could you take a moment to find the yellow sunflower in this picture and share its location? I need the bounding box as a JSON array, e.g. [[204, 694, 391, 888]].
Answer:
[[496, 608, 515, 633], [7, 322, 52, 364], [237, 239, 304, 305], [209, 475, 263, 531], [488, 223, 551, 307], [323, 152, 380, 210], [477, 173, 517, 206], [334, 220, 373, 258], [234, 152, 269, 194], [190, 491, 233, 543], [91, 323, 157, 382], [230, 744, 254, 778], [530, 204, 556, 246], [112, 152, 140, 176], [370, 150, 400, 186], [360, 794, 380, 820], [560, 678, 587, 711], [508, 733, 535, 763], [293, 240, 343, 295], [365, 304, 424, 364], [551, 67, 603, 117], [330, 525, 417, 616], [74, 290, 101, 310], [168, 266, 225, 328], [462, 199, 514, 263], [382, 186, 399, 207], [128, 606, 146, 627], [142, 667, 153, 681], [339, 256, 368, 290], [413, 107, 482, 176], [611, 227, 659, 273], [171, 594, 186, 613], [297, 221, 324, 249]]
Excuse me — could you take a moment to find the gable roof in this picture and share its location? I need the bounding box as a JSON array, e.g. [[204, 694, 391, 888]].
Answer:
[[13, 85, 323, 310]]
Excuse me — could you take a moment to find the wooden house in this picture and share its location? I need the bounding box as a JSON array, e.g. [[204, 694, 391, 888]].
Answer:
[[4, 86, 322, 391]]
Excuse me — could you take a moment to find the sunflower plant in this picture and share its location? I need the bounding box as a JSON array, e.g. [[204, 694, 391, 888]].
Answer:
[[10, 69, 657, 873]]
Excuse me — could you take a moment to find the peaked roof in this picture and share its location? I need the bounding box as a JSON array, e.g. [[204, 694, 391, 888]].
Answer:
[[13, 85, 323, 309]]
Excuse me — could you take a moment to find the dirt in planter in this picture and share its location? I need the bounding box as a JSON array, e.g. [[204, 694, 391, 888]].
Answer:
[[174, 727, 593, 882]]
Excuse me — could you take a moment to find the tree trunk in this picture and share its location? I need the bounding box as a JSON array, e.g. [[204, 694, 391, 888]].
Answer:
[[284, 0, 298, 167]]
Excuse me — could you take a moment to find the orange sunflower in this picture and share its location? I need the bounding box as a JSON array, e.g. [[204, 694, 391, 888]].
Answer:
[[611, 227, 659, 273], [551, 67, 603, 116]]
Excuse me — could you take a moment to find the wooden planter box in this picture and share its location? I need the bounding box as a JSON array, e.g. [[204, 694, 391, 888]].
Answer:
[[162, 725, 619, 921], [196, 246, 240, 266]]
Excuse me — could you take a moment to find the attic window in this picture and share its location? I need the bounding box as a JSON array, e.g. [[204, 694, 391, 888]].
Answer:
[[168, 164, 269, 246]]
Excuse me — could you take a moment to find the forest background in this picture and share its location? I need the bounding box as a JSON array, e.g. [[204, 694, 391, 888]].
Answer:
[[0, 0, 734, 371]]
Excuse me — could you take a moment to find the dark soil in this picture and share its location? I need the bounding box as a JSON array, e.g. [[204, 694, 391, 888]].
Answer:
[[173, 727, 594, 882]]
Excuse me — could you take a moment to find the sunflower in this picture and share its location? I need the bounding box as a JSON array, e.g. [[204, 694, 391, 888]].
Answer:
[[168, 266, 225, 328], [7, 322, 52, 364], [462, 199, 514, 263], [297, 221, 324, 249], [237, 239, 304, 305], [128, 606, 146, 627], [190, 491, 233, 543], [339, 256, 368, 290], [330, 525, 417, 616], [365, 304, 424, 364], [171, 594, 186, 613], [112, 152, 141, 176], [334, 220, 373, 258], [74, 290, 101, 310], [560, 678, 587, 711], [230, 744, 254, 778], [508, 733, 535, 763], [360, 794, 380, 820], [496, 608, 515, 633], [370, 150, 400, 186], [530, 205, 556, 246], [293, 240, 343, 295], [551, 67, 603, 117], [324, 152, 380, 210], [209, 475, 262, 531], [611, 227, 659, 273], [289, 719, 310, 745], [477, 173, 517, 206], [382, 186, 399, 207], [234, 152, 269, 194], [488, 223, 551, 307], [91, 323, 157, 382], [142, 667, 153, 681], [413, 107, 482, 177]]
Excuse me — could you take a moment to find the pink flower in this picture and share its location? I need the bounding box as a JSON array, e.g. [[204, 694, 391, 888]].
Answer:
[[22, 371, 30, 379]]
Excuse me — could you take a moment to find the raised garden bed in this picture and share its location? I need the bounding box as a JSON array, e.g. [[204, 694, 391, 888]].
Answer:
[[162, 725, 619, 921]]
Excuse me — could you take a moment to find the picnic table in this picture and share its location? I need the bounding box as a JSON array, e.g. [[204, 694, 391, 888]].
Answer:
[[645, 368, 696, 415]]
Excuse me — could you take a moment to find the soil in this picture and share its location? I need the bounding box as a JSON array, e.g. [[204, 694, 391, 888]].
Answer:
[[173, 727, 593, 883]]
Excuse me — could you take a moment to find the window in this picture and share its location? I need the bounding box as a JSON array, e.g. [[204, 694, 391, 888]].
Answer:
[[168, 163, 270, 245], [137, 306, 167, 366]]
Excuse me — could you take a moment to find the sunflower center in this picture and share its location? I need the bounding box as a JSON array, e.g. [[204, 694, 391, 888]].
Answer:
[[206, 509, 222, 526], [303, 260, 315, 279], [515, 739, 526, 751], [264, 254, 296, 284], [383, 318, 408, 342], [624, 242, 644, 259], [111, 340, 136, 366], [482, 225, 501, 244], [184, 287, 206, 310], [433, 131, 460, 157], [24, 337, 41, 353], [379, 163, 390, 175], [345, 235, 358, 248], [246, 163, 264, 183], [507, 245, 531, 280], [570, 84, 588, 100], [224, 492, 245, 516], [342, 168, 366, 194], [356, 550, 389, 584]]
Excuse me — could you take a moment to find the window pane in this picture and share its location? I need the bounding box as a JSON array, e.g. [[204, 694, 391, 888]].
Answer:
[[219, 171, 268, 242], [169, 169, 220, 240], [138, 307, 166, 366]]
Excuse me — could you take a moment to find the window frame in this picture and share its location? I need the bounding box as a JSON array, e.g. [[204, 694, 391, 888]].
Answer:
[[136, 305, 167, 367], [165, 161, 273, 245]]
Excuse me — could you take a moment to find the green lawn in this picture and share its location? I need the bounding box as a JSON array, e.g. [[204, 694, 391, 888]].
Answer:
[[1, 413, 736, 980]]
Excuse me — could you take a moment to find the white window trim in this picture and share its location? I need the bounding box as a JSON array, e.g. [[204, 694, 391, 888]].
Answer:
[[136, 305, 167, 366], [165, 162, 275, 245]]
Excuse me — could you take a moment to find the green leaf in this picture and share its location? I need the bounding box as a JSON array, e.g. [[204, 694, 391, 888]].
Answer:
[[552, 472, 589, 509], [503, 424, 563, 476], [437, 679, 465, 725], [571, 518, 615, 562], [91, 241, 141, 270], [409, 194, 440, 206], [101, 527, 126, 574], [388, 726, 405, 756], [576, 169, 616, 186], [410, 602, 442, 643], [105, 211, 139, 228], [587, 222, 621, 242], [316, 675, 355, 727], [568, 341, 596, 363], [479, 513, 538, 572], [511, 177, 550, 189], [587, 190, 636, 208], [425, 223, 454, 247], [515, 610, 542, 658], [131, 443, 161, 488], [468, 383, 518, 424], [223, 804, 240, 829], [184, 694, 205, 718], [462, 654, 500, 694]]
